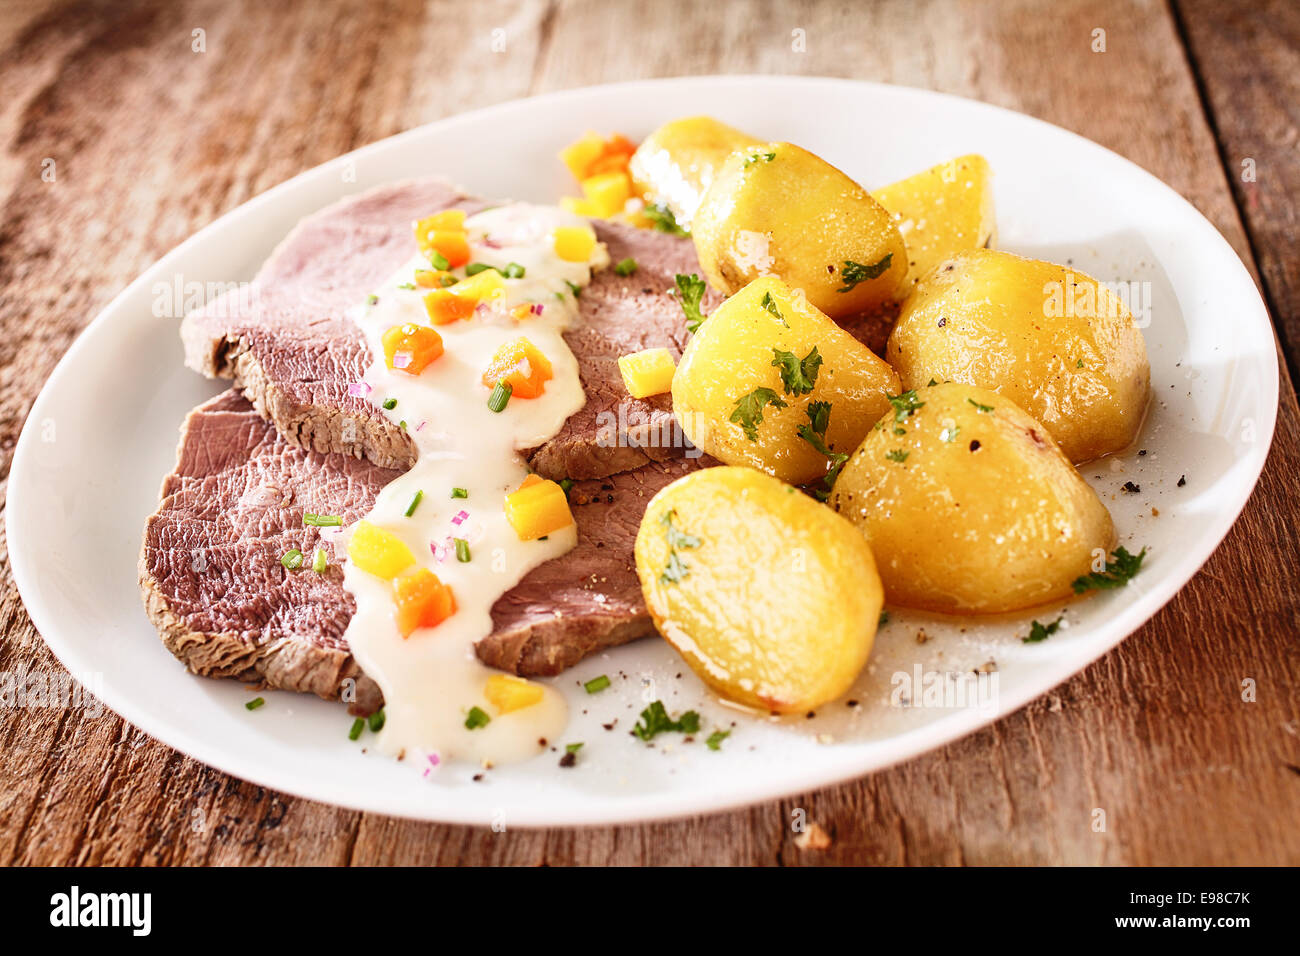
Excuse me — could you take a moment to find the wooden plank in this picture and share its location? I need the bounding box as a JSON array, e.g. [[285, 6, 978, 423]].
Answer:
[[0, 0, 1295, 866]]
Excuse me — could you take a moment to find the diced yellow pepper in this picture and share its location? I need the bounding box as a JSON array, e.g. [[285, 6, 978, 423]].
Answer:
[[450, 268, 506, 304], [504, 475, 574, 541], [617, 347, 677, 398], [484, 674, 546, 714], [581, 171, 631, 218], [560, 196, 602, 217], [553, 225, 597, 262], [559, 132, 606, 182], [347, 520, 416, 580]]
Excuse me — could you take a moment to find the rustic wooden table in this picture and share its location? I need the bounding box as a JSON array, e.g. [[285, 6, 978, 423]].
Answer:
[[0, 0, 1296, 866]]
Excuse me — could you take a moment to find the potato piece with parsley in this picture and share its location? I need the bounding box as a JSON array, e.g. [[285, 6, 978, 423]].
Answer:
[[628, 116, 761, 231], [691, 142, 908, 318], [672, 276, 899, 486], [887, 249, 1150, 462], [830, 383, 1115, 614], [636, 466, 883, 713]]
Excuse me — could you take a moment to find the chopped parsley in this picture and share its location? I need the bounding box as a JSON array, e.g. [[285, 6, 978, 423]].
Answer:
[[464, 706, 491, 730], [1023, 616, 1063, 644], [1071, 546, 1147, 594], [878, 610, 891, 628], [744, 150, 776, 168], [771, 346, 822, 395], [632, 701, 701, 741], [1076, 359, 1085, 368], [706, 729, 731, 751], [673, 273, 707, 332], [760, 291, 787, 325], [245, 697, 265, 711], [940, 424, 961, 443], [644, 203, 689, 237], [837, 253, 892, 293], [887, 389, 926, 422], [583, 674, 611, 694], [730, 387, 788, 441], [614, 257, 638, 276], [967, 398, 994, 413], [558, 477, 575, 498], [659, 508, 701, 584], [797, 401, 849, 500], [886, 448, 909, 463], [565, 279, 582, 299], [565, 742, 584, 754]]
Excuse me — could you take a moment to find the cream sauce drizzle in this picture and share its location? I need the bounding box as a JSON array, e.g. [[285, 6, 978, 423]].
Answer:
[[339, 203, 607, 766]]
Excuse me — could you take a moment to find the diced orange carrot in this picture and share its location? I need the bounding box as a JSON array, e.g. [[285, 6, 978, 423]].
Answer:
[[415, 269, 456, 289], [481, 337, 553, 399], [422, 230, 470, 268], [382, 323, 444, 374], [423, 289, 477, 325], [391, 568, 456, 637]]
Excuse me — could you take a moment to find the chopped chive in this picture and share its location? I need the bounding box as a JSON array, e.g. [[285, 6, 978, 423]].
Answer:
[[404, 490, 424, 517], [465, 262, 496, 276], [366, 294, 378, 306], [382, 398, 397, 410], [565, 742, 583, 754], [465, 706, 491, 730], [429, 251, 450, 271], [614, 257, 638, 277], [565, 279, 581, 299], [280, 549, 304, 570], [303, 513, 342, 527], [367, 708, 386, 732], [348, 717, 365, 741], [440, 274, 457, 287], [488, 379, 512, 413], [245, 697, 265, 711], [311, 548, 328, 573], [583, 674, 611, 694], [502, 262, 526, 279], [399, 420, 407, 430], [454, 538, 471, 563], [559, 477, 575, 497], [397, 282, 417, 290], [451, 487, 468, 499], [706, 729, 730, 751]]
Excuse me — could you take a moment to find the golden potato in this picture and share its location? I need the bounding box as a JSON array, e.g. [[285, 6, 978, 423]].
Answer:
[[636, 466, 883, 713], [672, 276, 900, 486], [628, 116, 760, 230], [887, 249, 1150, 462], [691, 142, 908, 319], [830, 382, 1114, 614], [870, 154, 996, 287]]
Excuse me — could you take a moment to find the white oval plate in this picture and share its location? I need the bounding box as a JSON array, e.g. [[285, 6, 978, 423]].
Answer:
[[8, 76, 1277, 826]]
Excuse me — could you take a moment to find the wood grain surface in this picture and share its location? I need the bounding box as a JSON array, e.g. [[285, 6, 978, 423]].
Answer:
[[0, 0, 1296, 866]]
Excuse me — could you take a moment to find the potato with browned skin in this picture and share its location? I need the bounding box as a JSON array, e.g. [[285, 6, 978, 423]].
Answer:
[[691, 142, 908, 319], [636, 466, 883, 713], [831, 382, 1115, 614]]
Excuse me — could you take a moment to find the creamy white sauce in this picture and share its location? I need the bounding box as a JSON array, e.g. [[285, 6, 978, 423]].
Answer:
[[340, 203, 607, 766]]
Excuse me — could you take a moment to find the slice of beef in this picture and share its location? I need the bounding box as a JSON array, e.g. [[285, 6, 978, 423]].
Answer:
[[140, 390, 707, 709], [182, 180, 717, 479]]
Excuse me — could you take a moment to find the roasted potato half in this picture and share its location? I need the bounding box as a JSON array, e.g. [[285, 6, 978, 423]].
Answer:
[[830, 382, 1115, 614], [691, 142, 908, 319], [870, 154, 996, 287], [672, 276, 900, 486], [628, 116, 760, 230], [887, 249, 1150, 462], [636, 466, 883, 713]]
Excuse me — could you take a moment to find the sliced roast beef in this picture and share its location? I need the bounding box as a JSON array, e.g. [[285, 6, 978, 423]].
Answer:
[[139, 390, 707, 707], [182, 180, 718, 480]]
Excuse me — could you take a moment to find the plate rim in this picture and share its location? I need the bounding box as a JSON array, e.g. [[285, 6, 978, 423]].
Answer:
[[6, 74, 1280, 827]]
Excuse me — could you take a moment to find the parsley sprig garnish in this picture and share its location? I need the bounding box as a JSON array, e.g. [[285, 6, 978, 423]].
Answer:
[[798, 401, 850, 500], [760, 291, 788, 326], [1023, 616, 1064, 643], [632, 701, 701, 741], [743, 150, 776, 168], [1072, 546, 1147, 593], [645, 203, 689, 237], [730, 387, 788, 441], [771, 346, 822, 396], [837, 253, 892, 293], [659, 508, 701, 584], [674, 273, 707, 332], [887, 389, 926, 422]]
